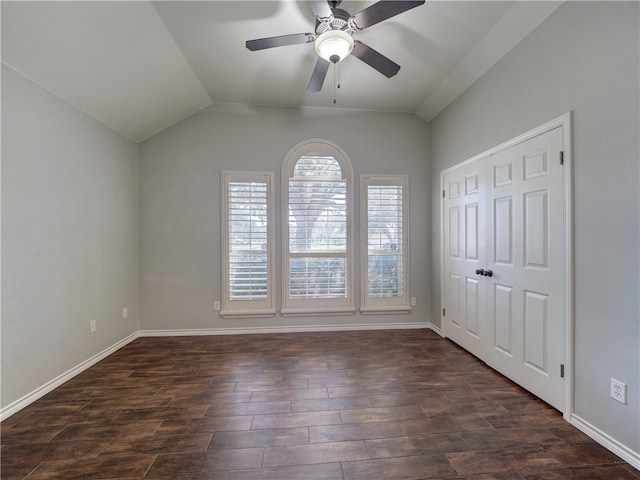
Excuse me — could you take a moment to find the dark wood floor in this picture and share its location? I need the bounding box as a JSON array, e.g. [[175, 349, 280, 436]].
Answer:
[[2, 329, 639, 479]]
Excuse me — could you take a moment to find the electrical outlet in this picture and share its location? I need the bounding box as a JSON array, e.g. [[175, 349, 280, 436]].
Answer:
[[610, 378, 627, 404], [410, 297, 417, 307], [213, 301, 221, 311], [89, 320, 97, 333], [122, 307, 128, 319]]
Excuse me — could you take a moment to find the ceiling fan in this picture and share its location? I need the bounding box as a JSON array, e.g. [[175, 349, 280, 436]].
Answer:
[[246, 0, 425, 93]]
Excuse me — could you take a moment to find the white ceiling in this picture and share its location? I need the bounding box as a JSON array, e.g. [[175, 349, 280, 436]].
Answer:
[[2, 1, 562, 143]]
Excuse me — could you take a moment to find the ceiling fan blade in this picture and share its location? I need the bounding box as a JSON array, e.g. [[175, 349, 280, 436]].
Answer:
[[246, 33, 315, 51], [307, 57, 331, 92], [351, 40, 400, 78], [307, 0, 333, 20], [350, 1, 425, 30]]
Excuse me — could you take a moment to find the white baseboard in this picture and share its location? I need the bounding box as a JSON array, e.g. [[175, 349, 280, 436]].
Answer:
[[427, 322, 444, 337], [139, 322, 431, 337], [0, 332, 139, 422], [571, 413, 640, 470]]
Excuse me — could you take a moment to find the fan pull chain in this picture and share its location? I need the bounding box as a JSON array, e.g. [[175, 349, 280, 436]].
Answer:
[[333, 62, 341, 104], [333, 63, 337, 104]]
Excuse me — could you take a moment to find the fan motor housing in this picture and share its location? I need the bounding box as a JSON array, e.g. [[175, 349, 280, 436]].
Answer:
[[315, 8, 352, 35]]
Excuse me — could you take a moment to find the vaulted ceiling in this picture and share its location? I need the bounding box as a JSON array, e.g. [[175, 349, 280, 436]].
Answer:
[[2, 1, 562, 142]]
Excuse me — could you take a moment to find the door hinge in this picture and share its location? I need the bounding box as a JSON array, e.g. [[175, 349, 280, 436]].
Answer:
[[442, 308, 446, 317], [560, 151, 564, 165], [443, 189, 445, 198], [560, 364, 565, 378]]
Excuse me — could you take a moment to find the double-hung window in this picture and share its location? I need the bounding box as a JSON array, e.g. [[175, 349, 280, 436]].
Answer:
[[360, 175, 410, 313], [282, 140, 355, 315], [221, 171, 275, 317]]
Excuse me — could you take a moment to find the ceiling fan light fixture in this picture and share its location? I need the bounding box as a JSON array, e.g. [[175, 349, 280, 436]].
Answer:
[[314, 30, 354, 63]]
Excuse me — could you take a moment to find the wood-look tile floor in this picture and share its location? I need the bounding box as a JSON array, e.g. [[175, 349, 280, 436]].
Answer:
[[2, 329, 639, 479]]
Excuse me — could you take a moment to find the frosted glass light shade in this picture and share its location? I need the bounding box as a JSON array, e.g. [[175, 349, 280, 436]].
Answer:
[[314, 30, 354, 63]]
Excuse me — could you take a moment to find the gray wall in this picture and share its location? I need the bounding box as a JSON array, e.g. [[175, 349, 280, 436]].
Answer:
[[139, 104, 430, 331], [2, 0, 637, 463], [428, 2, 639, 453], [1, 65, 140, 409]]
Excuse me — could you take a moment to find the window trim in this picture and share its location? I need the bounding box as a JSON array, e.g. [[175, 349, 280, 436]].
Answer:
[[360, 174, 411, 314], [221, 171, 275, 318], [281, 139, 355, 316]]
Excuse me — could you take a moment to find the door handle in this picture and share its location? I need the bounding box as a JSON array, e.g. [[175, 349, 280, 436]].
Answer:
[[475, 268, 493, 277]]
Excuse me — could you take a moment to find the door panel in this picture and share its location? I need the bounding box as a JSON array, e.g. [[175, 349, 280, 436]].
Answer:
[[448, 273, 461, 328], [449, 207, 460, 258], [494, 196, 513, 265], [524, 190, 548, 268], [465, 277, 480, 337], [465, 203, 479, 260], [494, 161, 513, 187], [523, 290, 549, 373], [443, 125, 565, 411], [493, 283, 513, 356]]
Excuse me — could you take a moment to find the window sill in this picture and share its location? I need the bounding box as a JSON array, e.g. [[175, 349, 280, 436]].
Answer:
[[359, 305, 412, 315], [220, 309, 276, 319], [281, 307, 356, 317]]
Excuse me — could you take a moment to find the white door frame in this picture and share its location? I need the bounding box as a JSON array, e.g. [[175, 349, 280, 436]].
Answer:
[[440, 112, 573, 420]]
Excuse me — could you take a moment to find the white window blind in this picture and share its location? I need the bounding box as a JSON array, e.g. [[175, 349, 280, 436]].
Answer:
[[288, 156, 347, 298], [367, 184, 404, 297], [282, 141, 354, 315], [222, 172, 274, 317], [361, 175, 410, 313], [228, 181, 268, 300]]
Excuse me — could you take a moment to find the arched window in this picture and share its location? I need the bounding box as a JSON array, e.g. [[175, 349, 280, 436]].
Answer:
[[281, 140, 354, 315]]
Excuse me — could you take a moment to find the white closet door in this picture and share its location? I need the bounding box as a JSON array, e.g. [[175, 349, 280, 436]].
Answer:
[[443, 161, 487, 360], [485, 126, 565, 410], [443, 125, 566, 412]]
